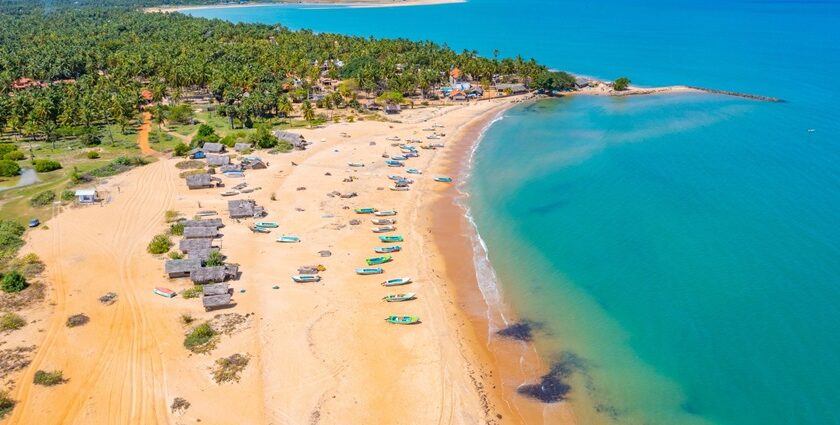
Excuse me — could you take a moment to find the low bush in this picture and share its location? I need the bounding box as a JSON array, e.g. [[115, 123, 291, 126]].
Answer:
[[173, 142, 190, 157], [183, 322, 216, 352], [212, 353, 250, 384], [147, 234, 172, 254], [3, 150, 25, 161], [168, 251, 183, 260], [164, 210, 180, 223], [30, 190, 56, 207], [10, 253, 45, 278], [88, 156, 148, 178], [61, 189, 75, 202], [0, 160, 21, 177], [169, 222, 184, 236], [1, 271, 28, 293], [204, 250, 224, 267], [179, 313, 195, 325], [0, 390, 14, 419], [32, 159, 62, 173], [0, 312, 26, 331], [86, 151, 100, 159], [33, 370, 65, 386], [181, 285, 203, 299]]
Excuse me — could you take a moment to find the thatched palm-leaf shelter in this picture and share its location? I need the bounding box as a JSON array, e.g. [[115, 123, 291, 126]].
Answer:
[[273, 130, 307, 150], [190, 264, 239, 285], [181, 218, 223, 228], [207, 155, 231, 167], [186, 174, 222, 190], [183, 226, 220, 239], [164, 258, 202, 278], [228, 199, 265, 218], [179, 238, 213, 253], [203, 142, 226, 153]]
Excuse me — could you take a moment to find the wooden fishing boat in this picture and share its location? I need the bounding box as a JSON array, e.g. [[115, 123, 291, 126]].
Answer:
[[196, 210, 217, 216], [390, 155, 408, 161], [277, 235, 301, 243], [372, 218, 396, 225], [385, 161, 404, 167], [381, 277, 411, 286], [224, 171, 245, 178], [387, 175, 403, 181], [385, 315, 420, 325], [374, 210, 397, 216], [291, 274, 321, 283], [406, 168, 422, 174], [256, 221, 279, 228], [154, 287, 176, 298], [379, 235, 403, 243], [382, 293, 416, 302], [356, 267, 384, 275], [372, 226, 396, 233], [404, 152, 419, 158], [434, 176, 453, 183], [386, 136, 401, 141], [390, 186, 409, 191], [241, 188, 255, 193], [355, 207, 377, 214], [221, 190, 239, 196], [374, 245, 401, 253], [250, 226, 271, 233], [426, 134, 440, 140], [348, 162, 365, 167], [366, 255, 393, 266]]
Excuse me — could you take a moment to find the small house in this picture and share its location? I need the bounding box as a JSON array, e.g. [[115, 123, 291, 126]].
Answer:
[[190, 264, 239, 285], [74, 188, 98, 204], [219, 164, 242, 173], [202, 283, 232, 311], [228, 199, 265, 219], [449, 90, 467, 101], [241, 157, 267, 170], [185, 174, 222, 190], [234, 143, 251, 152], [273, 130, 307, 150], [203, 142, 226, 154], [384, 104, 401, 115], [495, 83, 528, 95], [575, 77, 591, 88], [188, 148, 206, 159], [188, 248, 220, 262], [183, 226, 220, 239], [179, 238, 213, 253], [164, 258, 202, 278], [206, 155, 231, 167], [181, 218, 223, 228]]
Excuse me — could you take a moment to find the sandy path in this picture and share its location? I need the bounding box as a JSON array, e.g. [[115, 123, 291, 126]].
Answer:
[[137, 112, 154, 155]]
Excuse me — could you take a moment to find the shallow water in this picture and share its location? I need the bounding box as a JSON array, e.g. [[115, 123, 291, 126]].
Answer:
[[187, 2, 840, 423]]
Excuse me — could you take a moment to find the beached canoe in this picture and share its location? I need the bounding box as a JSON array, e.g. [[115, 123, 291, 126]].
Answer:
[[366, 255, 393, 266], [379, 235, 403, 243], [382, 277, 411, 287], [385, 315, 420, 325], [250, 226, 271, 234], [390, 186, 410, 192], [404, 152, 419, 158], [383, 293, 416, 302], [196, 210, 217, 216], [385, 160, 404, 167], [356, 267, 384, 275], [434, 176, 453, 183], [355, 207, 378, 214], [225, 171, 246, 178], [372, 226, 396, 233], [277, 235, 301, 243], [291, 274, 321, 283], [374, 210, 397, 216], [348, 162, 365, 167], [390, 155, 408, 161], [372, 219, 396, 225], [374, 245, 401, 253], [406, 168, 422, 174], [221, 190, 239, 196], [387, 175, 403, 181], [386, 136, 401, 141], [255, 221, 279, 228], [154, 287, 176, 298]]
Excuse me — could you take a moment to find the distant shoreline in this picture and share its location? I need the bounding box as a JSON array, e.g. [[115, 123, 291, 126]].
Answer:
[[145, 0, 465, 13]]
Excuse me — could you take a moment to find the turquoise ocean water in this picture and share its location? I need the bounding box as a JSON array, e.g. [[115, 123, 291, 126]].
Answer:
[[188, 2, 840, 424]]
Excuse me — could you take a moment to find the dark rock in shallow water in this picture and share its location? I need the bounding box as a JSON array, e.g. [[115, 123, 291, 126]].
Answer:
[[496, 320, 541, 342], [517, 352, 586, 403]]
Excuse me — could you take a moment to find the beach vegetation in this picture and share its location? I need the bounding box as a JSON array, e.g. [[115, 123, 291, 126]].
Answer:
[[167, 250, 183, 260], [32, 159, 62, 173], [85, 151, 100, 159], [173, 142, 190, 157], [65, 313, 90, 327], [212, 353, 250, 384], [168, 222, 185, 236], [1, 271, 28, 293], [0, 160, 21, 177], [30, 190, 56, 207], [613, 77, 631, 91], [191, 124, 220, 147], [3, 150, 25, 161], [164, 210, 180, 223], [183, 322, 216, 353], [532, 71, 576, 93], [0, 312, 26, 331], [181, 285, 203, 299], [61, 189, 75, 201], [10, 253, 46, 278], [204, 250, 224, 267], [33, 370, 65, 386], [147, 234, 172, 255], [0, 390, 14, 419], [248, 125, 281, 150], [179, 313, 195, 325]]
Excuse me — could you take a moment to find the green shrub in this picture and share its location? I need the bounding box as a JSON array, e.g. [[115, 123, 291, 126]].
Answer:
[[61, 189, 75, 202], [183, 322, 216, 352], [205, 250, 224, 267], [86, 151, 100, 159], [212, 353, 250, 383], [0, 390, 14, 419], [10, 253, 45, 278], [147, 234, 171, 254], [181, 285, 203, 299], [164, 210, 180, 223], [173, 142, 190, 157], [30, 190, 56, 207], [0, 220, 25, 261], [613, 77, 631, 91], [3, 150, 25, 161], [168, 250, 183, 260], [88, 156, 148, 178], [32, 159, 62, 173], [33, 370, 64, 386], [0, 312, 26, 331], [169, 222, 184, 236], [0, 160, 21, 177], [1, 271, 28, 293]]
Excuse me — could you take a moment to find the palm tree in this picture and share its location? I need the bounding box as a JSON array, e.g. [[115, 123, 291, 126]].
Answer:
[[301, 100, 315, 126]]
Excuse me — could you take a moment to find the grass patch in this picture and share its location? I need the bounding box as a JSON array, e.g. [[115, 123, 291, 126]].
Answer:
[[169, 222, 184, 236], [0, 390, 14, 419], [0, 312, 26, 331], [179, 313, 195, 326], [183, 322, 216, 353], [164, 210, 180, 223], [175, 160, 204, 170], [211, 353, 250, 384], [30, 190, 56, 207], [33, 369, 65, 386], [181, 285, 203, 299]]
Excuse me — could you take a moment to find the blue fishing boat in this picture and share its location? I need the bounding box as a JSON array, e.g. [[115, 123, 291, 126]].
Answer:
[[434, 176, 453, 183], [277, 235, 301, 243], [291, 275, 320, 283], [374, 246, 401, 253], [385, 160, 404, 167], [379, 235, 404, 243], [406, 168, 422, 174], [356, 267, 384, 275]]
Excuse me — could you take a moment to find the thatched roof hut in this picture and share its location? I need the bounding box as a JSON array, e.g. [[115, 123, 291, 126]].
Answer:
[[183, 226, 220, 239], [203, 142, 226, 153], [164, 258, 202, 278], [228, 199, 264, 218], [186, 174, 222, 190], [234, 143, 251, 152], [202, 294, 232, 311], [219, 164, 242, 173], [202, 282, 230, 296], [273, 130, 307, 150], [181, 218, 223, 228], [179, 238, 213, 253], [207, 155, 231, 167], [190, 264, 239, 285]]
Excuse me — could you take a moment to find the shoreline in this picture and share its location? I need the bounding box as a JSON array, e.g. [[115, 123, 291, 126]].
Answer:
[[145, 0, 465, 13]]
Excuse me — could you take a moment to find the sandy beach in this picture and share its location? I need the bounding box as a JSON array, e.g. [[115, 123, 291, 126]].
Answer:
[[2, 95, 577, 425], [145, 0, 465, 14]]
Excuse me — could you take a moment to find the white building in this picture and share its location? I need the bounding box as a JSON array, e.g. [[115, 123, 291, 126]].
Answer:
[[75, 188, 97, 204]]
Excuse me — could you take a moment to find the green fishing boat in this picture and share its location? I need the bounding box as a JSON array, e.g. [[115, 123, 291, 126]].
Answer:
[[385, 315, 420, 325], [276, 235, 301, 243], [382, 293, 416, 302], [379, 235, 404, 243], [355, 208, 377, 214], [366, 255, 393, 266], [255, 221, 279, 228]]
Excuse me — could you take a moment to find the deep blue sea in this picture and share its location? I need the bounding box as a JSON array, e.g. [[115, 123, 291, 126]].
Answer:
[[187, 1, 840, 424]]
